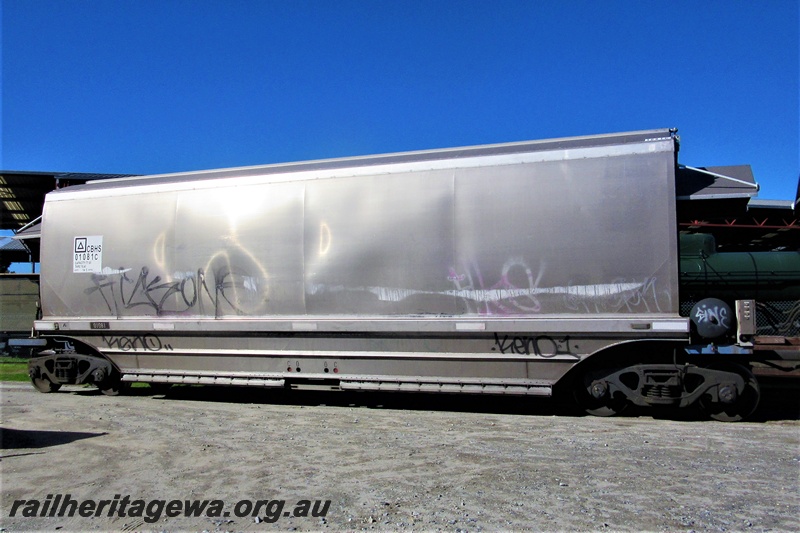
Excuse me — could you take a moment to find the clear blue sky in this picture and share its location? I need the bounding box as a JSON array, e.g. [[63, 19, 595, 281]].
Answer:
[[2, 0, 798, 201]]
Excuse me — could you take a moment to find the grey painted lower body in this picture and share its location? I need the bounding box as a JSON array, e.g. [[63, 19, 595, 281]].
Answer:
[[50, 325, 686, 396]]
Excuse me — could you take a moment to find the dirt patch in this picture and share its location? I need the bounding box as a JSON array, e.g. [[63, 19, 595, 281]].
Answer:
[[1, 382, 798, 531]]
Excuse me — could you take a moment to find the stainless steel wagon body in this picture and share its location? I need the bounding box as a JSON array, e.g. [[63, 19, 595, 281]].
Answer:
[[34, 129, 688, 395]]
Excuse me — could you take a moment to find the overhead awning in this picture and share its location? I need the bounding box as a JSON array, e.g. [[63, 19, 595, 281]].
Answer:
[[11, 218, 42, 240], [3, 218, 42, 265], [676, 165, 759, 200], [0, 171, 136, 231]]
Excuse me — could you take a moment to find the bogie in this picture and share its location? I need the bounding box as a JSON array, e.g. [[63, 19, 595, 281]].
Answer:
[[27, 349, 121, 394], [571, 359, 762, 421]]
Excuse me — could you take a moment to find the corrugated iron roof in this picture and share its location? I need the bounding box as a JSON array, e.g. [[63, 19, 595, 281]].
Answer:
[[0, 236, 33, 263]]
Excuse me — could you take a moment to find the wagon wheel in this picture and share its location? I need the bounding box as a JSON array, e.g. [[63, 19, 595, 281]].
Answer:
[[574, 371, 629, 417], [698, 363, 760, 422], [31, 375, 61, 393]]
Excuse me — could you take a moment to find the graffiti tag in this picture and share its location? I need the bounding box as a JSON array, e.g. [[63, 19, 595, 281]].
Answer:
[[86, 266, 263, 316], [491, 333, 579, 359], [694, 304, 730, 329], [103, 335, 173, 352]]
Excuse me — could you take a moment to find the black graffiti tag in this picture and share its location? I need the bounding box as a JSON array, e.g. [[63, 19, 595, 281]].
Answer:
[[86, 266, 253, 316], [103, 335, 173, 352], [491, 333, 579, 359]]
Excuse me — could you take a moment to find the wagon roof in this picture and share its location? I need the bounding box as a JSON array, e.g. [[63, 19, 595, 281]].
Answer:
[[46, 129, 675, 197]]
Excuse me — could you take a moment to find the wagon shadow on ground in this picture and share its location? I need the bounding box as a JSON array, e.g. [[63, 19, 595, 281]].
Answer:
[[0, 427, 107, 451], [140, 377, 799, 423]]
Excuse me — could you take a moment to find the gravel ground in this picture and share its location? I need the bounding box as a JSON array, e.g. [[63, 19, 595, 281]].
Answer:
[[1, 381, 798, 532]]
